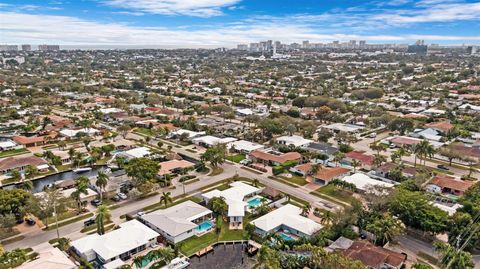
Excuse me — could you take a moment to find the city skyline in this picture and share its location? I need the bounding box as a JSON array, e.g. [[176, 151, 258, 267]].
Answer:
[[1, 0, 480, 48]]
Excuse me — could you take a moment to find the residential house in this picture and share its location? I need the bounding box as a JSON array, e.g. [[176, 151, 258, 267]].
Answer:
[[0, 156, 49, 175], [71, 220, 159, 265], [139, 200, 213, 244], [157, 160, 195, 176], [291, 163, 350, 185], [0, 140, 21, 151], [344, 151, 375, 170], [249, 149, 302, 166], [202, 182, 262, 227], [426, 174, 474, 196], [341, 173, 394, 193], [227, 140, 264, 154], [192, 135, 237, 148], [276, 135, 313, 148], [13, 135, 45, 147], [251, 204, 323, 239]]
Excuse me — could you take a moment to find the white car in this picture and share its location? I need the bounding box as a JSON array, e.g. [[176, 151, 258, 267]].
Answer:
[[369, 132, 377, 138], [239, 159, 250, 165], [137, 211, 145, 217], [117, 192, 128, 200]]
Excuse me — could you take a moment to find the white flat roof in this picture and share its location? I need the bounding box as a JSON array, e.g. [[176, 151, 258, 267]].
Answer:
[[141, 200, 212, 237], [172, 129, 206, 138], [322, 123, 364, 133], [276, 135, 313, 147], [0, 141, 16, 148], [103, 259, 125, 269], [71, 220, 159, 261], [202, 181, 259, 217], [251, 204, 323, 236], [124, 147, 151, 158], [192, 135, 237, 146], [227, 140, 264, 152], [342, 173, 394, 191]]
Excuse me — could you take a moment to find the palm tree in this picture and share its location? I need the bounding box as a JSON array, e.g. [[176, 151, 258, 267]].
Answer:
[[96, 205, 111, 235], [351, 159, 361, 173], [159, 192, 172, 208], [321, 211, 334, 225], [395, 146, 409, 163], [301, 203, 312, 217], [333, 152, 345, 166], [418, 140, 435, 166], [71, 176, 89, 213], [252, 178, 260, 187], [10, 169, 22, 183], [308, 163, 321, 177], [159, 247, 175, 264], [95, 171, 108, 201], [434, 241, 474, 269], [133, 256, 144, 269], [373, 154, 387, 168]]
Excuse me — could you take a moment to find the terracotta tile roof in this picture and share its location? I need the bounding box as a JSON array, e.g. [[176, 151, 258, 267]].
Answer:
[[158, 160, 195, 175], [451, 144, 480, 159], [425, 121, 454, 133], [13, 135, 44, 145], [345, 151, 374, 166], [430, 174, 474, 193], [0, 156, 48, 171], [294, 163, 350, 181], [342, 241, 406, 268], [250, 150, 302, 164], [376, 163, 420, 176]]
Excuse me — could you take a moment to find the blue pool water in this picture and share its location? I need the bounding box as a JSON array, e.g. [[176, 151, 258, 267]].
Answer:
[[196, 221, 213, 232], [247, 197, 262, 208], [339, 161, 350, 166], [279, 233, 295, 241]]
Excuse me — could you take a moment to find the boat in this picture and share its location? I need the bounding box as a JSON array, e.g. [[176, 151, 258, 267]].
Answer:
[[73, 167, 92, 173], [161, 257, 190, 269]]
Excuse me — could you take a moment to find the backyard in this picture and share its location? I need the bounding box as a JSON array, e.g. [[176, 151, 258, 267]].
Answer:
[[311, 184, 359, 206], [226, 154, 246, 163]]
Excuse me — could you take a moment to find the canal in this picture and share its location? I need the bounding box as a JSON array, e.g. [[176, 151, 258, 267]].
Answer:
[[2, 166, 106, 193]]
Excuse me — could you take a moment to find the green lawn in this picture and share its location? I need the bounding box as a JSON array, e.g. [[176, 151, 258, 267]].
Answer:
[[135, 128, 154, 137], [178, 232, 217, 256], [226, 154, 246, 163], [178, 221, 246, 256], [208, 166, 224, 176], [0, 148, 28, 158], [279, 174, 308, 186], [313, 184, 358, 206]]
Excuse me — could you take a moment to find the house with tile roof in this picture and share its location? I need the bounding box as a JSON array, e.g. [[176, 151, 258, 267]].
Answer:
[[249, 149, 302, 166]]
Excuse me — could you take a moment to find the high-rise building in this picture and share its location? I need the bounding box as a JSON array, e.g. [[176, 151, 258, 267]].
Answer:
[[237, 44, 248, 51], [21, 44, 31, 51], [0, 45, 18, 51], [415, 40, 425, 46], [302, 40, 310, 49], [359, 40, 366, 48], [38, 44, 60, 51]]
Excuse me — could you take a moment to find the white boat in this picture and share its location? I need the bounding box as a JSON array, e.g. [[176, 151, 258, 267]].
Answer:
[[73, 167, 92, 173], [161, 257, 190, 269]]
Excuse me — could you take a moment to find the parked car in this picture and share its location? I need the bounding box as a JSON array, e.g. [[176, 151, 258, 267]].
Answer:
[[239, 159, 250, 165], [137, 211, 145, 217], [437, 164, 450, 170], [91, 199, 102, 207], [389, 144, 396, 149], [369, 132, 377, 138], [84, 218, 95, 226], [117, 192, 128, 200], [25, 218, 36, 226], [111, 195, 121, 202]]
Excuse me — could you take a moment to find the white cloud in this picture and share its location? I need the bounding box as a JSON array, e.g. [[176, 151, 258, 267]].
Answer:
[[101, 0, 241, 17], [1, 12, 479, 48]]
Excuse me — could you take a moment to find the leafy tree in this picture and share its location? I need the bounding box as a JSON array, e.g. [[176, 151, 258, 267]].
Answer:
[[124, 158, 159, 186], [200, 144, 227, 168], [388, 117, 414, 135], [207, 197, 228, 216], [434, 241, 474, 269], [365, 212, 405, 245]]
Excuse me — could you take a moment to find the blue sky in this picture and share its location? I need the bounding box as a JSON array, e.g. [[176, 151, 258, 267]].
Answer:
[[1, 0, 479, 47]]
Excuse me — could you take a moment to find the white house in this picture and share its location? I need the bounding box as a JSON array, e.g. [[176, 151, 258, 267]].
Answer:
[[0, 140, 21, 151], [140, 200, 213, 244], [60, 128, 100, 138], [202, 182, 261, 227], [192, 135, 237, 148], [276, 135, 313, 148], [71, 220, 159, 264], [169, 129, 205, 140], [341, 173, 394, 193], [227, 140, 264, 154], [117, 147, 151, 160], [251, 204, 323, 238]]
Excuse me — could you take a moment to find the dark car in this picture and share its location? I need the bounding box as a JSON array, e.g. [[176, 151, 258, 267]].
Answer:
[[437, 164, 450, 170], [84, 218, 95, 226], [25, 218, 36, 226], [91, 199, 102, 207]]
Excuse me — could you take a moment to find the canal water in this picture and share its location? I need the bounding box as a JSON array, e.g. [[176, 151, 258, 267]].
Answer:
[[2, 166, 106, 193]]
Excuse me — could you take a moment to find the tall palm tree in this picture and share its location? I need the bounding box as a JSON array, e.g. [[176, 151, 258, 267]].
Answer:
[[71, 176, 89, 213], [418, 140, 435, 166], [350, 159, 361, 173], [301, 203, 312, 217], [96, 205, 111, 235], [321, 211, 334, 226], [308, 163, 321, 177], [95, 171, 108, 201], [159, 247, 175, 264], [159, 192, 173, 208]]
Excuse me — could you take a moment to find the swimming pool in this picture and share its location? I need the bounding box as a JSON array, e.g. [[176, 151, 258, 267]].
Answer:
[[140, 251, 155, 267], [247, 197, 263, 208], [196, 221, 213, 233], [279, 232, 295, 241]]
